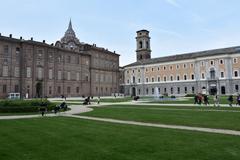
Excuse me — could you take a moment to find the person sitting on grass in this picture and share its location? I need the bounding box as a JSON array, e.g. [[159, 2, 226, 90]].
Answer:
[[228, 95, 233, 107]]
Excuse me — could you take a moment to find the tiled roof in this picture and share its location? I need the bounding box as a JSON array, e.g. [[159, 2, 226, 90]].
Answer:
[[124, 46, 240, 67]]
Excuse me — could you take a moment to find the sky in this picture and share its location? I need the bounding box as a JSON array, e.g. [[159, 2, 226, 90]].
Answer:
[[1, 0, 240, 66]]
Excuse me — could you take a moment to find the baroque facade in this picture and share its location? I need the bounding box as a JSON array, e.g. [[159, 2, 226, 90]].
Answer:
[[123, 30, 240, 96], [0, 20, 119, 98]]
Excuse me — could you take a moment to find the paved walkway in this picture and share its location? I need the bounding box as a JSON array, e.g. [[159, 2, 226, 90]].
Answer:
[[1, 103, 240, 136]]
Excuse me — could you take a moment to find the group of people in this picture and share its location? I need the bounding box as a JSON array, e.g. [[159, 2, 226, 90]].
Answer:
[[194, 94, 210, 105], [194, 94, 240, 107]]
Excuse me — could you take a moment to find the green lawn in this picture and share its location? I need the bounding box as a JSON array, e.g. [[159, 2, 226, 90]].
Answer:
[[80, 105, 240, 131], [0, 117, 240, 160]]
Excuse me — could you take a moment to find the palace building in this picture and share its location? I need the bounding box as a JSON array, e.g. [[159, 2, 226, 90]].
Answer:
[[122, 30, 240, 96], [0, 20, 119, 98]]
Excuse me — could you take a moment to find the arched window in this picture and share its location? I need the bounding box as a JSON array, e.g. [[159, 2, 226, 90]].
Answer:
[[139, 41, 143, 49], [146, 41, 149, 49], [234, 71, 239, 77]]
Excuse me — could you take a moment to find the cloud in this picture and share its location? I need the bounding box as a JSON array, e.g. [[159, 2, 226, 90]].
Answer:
[[165, 0, 181, 8]]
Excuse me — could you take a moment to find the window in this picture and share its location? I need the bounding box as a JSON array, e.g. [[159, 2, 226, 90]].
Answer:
[[233, 58, 238, 64], [201, 61, 205, 66], [177, 87, 180, 94], [221, 72, 224, 78], [37, 67, 43, 80], [57, 86, 61, 94], [183, 64, 187, 68], [76, 87, 80, 93], [146, 78, 149, 83], [49, 86, 52, 95], [86, 75, 89, 81], [138, 69, 140, 72], [170, 66, 173, 70], [76, 73, 80, 81], [58, 71, 62, 80], [202, 73, 205, 79], [184, 75, 187, 80], [138, 89, 141, 95], [67, 56, 71, 63], [158, 67, 160, 71], [210, 60, 214, 65], [132, 76, 136, 83], [67, 87, 71, 94], [15, 85, 19, 93], [176, 65, 179, 69], [146, 88, 149, 95], [14, 67, 20, 77], [191, 74, 195, 80], [152, 77, 154, 82], [3, 45, 9, 55], [2, 66, 8, 77], [220, 59, 224, 64], [235, 85, 239, 92], [184, 87, 187, 94], [127, 79, 129, 84], [27, 67, 31, 78], [127, 70, 129, 74], [138, 78, 141, 83], [152, 68, 154, 72], [192, 87, 195, 94], [49, 69, 53, 80], [152, 88, 154, 95], [171, 87, 173, 94], [164, 88, 167, 93], [96, 87, 98, 92], [163, 66, 166, 70], [191, 63, 194, 68], [170, 76, 173, 81], [139, 41, 143, 49], [133, 70, 135, 73], [164, 76, 167, 82], [158, 77, 160, 82], [158, 87, 160, 93], [210, 69, 216, 79], [67, 72, 71, 80], [3, 85, 7, 93], [177, 75, 180, 81], [234, 71, 239, 77]]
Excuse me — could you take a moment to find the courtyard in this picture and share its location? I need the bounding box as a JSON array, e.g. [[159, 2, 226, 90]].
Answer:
[[0, 97, 240, 160]]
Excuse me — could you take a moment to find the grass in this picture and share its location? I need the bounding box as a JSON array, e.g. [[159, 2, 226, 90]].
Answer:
[[0, 117, 240, 160], [80, 104, 240, 131]]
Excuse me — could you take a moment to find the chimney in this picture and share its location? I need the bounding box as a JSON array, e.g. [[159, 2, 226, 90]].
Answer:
[[51, 43, 54, 46], [20, 36, 22, 40], [31, 37, 33, 41], [9, 34, 12, 38], [0, 33, 1, 36], [43, 40, 45, 43]]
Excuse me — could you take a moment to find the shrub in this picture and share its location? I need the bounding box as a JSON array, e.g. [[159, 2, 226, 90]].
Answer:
[[185, 94, 195, 97], [0, 99, 55, 113]]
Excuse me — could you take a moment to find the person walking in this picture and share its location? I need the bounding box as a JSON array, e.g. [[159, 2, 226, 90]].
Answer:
[[228, 95, 233, 107], [204, 95, 210, 106], [214, 95, 220, 107], [194, 94, 198, 104], [97, 96, 100, 104]]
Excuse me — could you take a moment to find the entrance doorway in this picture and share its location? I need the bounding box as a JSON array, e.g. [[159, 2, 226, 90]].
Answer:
[[36, 82, 43, 98], [209, 86, 217, 95], [132, 87, 136, 97]]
